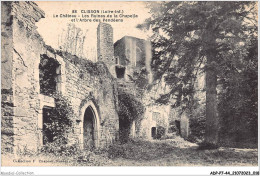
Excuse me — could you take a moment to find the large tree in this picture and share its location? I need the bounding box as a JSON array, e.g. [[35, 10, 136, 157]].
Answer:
[[138, 2, 257, 146]]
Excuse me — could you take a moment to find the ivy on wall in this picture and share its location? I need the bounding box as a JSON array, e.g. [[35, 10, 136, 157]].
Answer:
[[42, 93, 75, 153], [118, 88, 144, 143]]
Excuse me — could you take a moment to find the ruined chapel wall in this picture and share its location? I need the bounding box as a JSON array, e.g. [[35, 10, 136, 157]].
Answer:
[[1, 1, 47, 153], [135, 105, 170, 140], [114, 36, 151, 81], [1, 2, 13, 90], [1, 2, 119, 153], [62, 56, 119, 148], [114, 38, 127, 66], [97, 23, 114, 63], [97, 23, 116, 78], [1, 2, 15, 153]]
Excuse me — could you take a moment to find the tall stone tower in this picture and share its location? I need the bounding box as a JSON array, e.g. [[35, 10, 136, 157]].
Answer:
[[97, 23, 114, 63], [97, 23, 116, 77]]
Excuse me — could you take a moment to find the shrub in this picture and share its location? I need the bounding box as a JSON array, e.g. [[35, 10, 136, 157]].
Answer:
[[41, 140, 80, 157], [118, 89, 145, 122], [197, 141, 218, 150], [187, 102, 206, 143], [156, 126, 166, 139], [187, 114, 206, 143], [168, 125, 177, 133], [118, 89, 145, 143], [107, 142, 126, 159], [107, 139, 173, 160], [42, 94, 75, 148]]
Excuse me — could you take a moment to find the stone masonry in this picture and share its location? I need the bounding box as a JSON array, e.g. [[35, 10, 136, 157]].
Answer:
[[114, 36, 152, 82], [1, 2, 119, 154], [97, 23, 116, 77], [1, 1, 190, 155]]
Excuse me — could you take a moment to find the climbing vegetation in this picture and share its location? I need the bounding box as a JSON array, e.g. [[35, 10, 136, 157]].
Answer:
[[118, 89, 145, 143], [42, 94, 75, 152]]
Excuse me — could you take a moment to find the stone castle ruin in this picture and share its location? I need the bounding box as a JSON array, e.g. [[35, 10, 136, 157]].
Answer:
[[1, 2, 188, 154]]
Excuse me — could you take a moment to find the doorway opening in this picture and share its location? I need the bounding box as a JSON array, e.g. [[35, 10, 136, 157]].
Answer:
[[151, 127, 157, 139], [115, 66, 125, 79], [83, 106, 95, 149], [42, 106, 55, 145]]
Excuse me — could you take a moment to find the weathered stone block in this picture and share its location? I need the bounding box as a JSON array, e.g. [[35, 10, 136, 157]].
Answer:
[[14, 107, 28, 117]]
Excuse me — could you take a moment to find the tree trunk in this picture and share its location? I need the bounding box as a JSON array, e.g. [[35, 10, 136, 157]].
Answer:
[[205, 52, 219, 146]]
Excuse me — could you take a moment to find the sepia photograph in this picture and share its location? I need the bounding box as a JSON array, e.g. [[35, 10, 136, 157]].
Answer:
[[1, 0, 258, 174]]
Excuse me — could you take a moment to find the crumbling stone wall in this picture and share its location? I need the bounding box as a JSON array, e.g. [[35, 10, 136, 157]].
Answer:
[[114, 37, 127, 66], [2, 1, 46, 154], [1, 1, 119, 154], [114, 36, 152, 81], [133, 105, 170, 140], [97, 23, 116, 77], [97, 23, 114, 63], [58, 51, 119, 147], [1, 2, 15, 153]]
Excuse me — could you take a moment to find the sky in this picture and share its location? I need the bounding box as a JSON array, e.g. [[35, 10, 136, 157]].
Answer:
[[36, 1, 151, 61]]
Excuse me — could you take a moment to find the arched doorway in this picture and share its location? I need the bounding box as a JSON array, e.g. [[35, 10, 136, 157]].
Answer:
[[83, 106, 95, 149], [79, 101, 100, 149]]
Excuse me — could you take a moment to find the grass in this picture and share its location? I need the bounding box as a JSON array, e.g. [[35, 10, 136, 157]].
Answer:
[[108, 139, 174, 160], [107, 138, 257, 166], [2, 137, 258, 166]]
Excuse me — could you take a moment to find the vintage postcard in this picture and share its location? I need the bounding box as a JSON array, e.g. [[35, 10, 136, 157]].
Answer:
[[1, 1, 258, 175]]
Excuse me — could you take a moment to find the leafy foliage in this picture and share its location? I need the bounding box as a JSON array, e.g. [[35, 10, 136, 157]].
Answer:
[[41, 142, 80, 157], [156, 126, 166, 139], [128, 68, 149, 98], [108, 139, 173, 160], [118, 89, 145, 122], [218, 37, 258, 145], [42, 94, 75, 146], [118, 89, 145, 143], [188, 111, 206, 143], [139, 1, 257, 106], [138, 2, 257, 146], [59, 50, 110, 76]]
